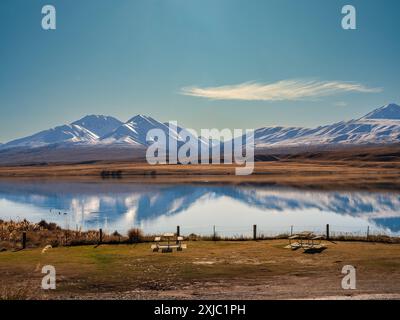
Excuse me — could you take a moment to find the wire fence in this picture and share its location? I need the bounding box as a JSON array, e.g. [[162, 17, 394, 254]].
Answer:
[[2, 219, 400, 251], [3, 217, 399, 246], [139, 224, 398, 240]]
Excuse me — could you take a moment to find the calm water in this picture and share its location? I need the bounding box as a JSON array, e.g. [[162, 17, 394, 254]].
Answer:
[[0, 179, 400, 237]]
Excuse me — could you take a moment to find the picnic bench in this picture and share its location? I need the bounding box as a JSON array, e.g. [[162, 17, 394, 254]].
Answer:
[[151, 233, 187, 253], [287, 231, 324, 250]]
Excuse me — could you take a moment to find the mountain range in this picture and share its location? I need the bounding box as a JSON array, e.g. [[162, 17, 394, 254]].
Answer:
[[0, 103, 399, 163], [252, 103, 400, 148]]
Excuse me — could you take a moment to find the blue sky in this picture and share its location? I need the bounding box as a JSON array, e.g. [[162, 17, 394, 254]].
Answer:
[[0, 0, 399, 142]]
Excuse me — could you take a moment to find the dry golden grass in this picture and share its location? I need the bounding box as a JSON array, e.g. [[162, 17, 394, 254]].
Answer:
[[0, 220, 130, 250], [0, 160, 399, 190], [0, 285, 33, 300]]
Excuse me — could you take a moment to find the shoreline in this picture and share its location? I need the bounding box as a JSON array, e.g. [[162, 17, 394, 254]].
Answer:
[[0, 160, 399, 191]]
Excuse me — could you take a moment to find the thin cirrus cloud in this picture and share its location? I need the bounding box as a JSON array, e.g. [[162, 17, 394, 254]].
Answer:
[[180, 79, 382, 101]]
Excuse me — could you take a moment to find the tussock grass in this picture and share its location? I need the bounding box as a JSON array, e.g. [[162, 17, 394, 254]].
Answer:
[[0, 219, 132, 249], [0, 286, 32, 300]]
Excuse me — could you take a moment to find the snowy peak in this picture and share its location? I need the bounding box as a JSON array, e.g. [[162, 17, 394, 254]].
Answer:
[[127, 114, 170, 134], [361, 103, 400, 120], [127, 114, 160, 125], [101, 114, 171, 146], [250, 103, 400, 148], [100, 115, 209, 148], [72, 115, 122, 137], [2, 103, 400, 152]]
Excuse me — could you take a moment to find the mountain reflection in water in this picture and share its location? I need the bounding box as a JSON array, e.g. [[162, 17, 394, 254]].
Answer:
[[0, 180, 399, 236]]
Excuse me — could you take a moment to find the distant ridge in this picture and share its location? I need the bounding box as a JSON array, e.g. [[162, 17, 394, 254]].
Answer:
[[361, 103, 400, 120], [0, 104, 400, 163], [251, 103, 400, 148]]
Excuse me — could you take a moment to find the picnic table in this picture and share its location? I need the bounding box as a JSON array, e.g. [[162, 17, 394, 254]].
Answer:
[[151, 233, 187, 252], [288, 231, 324, 250]]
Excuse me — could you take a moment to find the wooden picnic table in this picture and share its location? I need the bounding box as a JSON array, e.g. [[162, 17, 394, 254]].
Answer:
[[288, 231, 323, 250], [151, 233, 187, 252]]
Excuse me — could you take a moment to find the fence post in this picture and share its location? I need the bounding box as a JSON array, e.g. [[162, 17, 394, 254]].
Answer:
[[290, 225, 293, 236], [253, 225, 257, 240], [99, 228, 103, 244], [22, 231, 26, 249], [213, 225, 216, 241], [176, 225, 181, 244], [326, 224, 330, 240], [367, 226, 370, 240]]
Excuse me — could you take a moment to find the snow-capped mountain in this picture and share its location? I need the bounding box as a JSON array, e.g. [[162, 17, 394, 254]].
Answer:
[[362, 103, 400, 120], [1, 115, 122, 150], [2, 124, 99, 149], [100, 115, 178, 146], [72, 115, 122, 138], [100, 115, 209, 149], [253, 103, 400, 148], [1, 103, 400, 152]]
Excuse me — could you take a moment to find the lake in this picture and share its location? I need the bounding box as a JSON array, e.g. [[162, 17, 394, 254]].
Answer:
[[0, 179, 399, 237]]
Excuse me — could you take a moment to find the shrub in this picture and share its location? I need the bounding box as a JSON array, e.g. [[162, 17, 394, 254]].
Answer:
[[112, 230, 122, 237], [37, 220, 59, 231], [127, 228, 144, 243]]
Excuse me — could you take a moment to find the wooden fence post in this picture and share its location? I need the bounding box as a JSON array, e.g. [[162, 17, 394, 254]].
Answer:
[[290, 225, 293, 236], [22, 231, 26, 249], [213, 225, 216, 241], [367, 226, 370, 240], [176, 225, 181, 244], [99, 228, 103, 244], [253, 225, 257, 240], [326, 224, 330, 240]]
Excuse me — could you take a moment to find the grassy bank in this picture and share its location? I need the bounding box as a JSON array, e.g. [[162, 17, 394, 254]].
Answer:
[[1, 240, 400, 300]]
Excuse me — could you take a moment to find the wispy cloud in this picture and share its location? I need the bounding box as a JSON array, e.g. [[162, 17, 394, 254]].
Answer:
[[333, 101, 348, 107], [181, 79, 382, 101]]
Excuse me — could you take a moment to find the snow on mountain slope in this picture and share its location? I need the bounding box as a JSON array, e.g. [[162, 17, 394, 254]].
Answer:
[[362, 103, 400, 120], [100, 115, 177, 146], [101, 115, 207, 148], [1, 124, 99, 149], [1, 115, 121, 150], [1, 103, 400, 151], [72, 115, 122, 137], [254, 103, 400, 148], [163, 121, 210, 149]]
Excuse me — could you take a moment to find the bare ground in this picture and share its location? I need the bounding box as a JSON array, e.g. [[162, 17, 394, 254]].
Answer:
[[1, 240, 400, 300]]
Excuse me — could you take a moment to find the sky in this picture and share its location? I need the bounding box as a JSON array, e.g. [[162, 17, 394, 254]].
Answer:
[[0, 0, 399, 142]]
